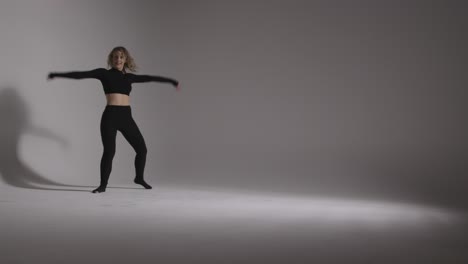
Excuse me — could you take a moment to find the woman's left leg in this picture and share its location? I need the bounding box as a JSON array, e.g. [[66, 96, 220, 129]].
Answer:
[[120, 116, 152, 189]]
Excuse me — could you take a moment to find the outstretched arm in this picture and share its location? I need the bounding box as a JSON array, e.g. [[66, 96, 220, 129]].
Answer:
[[127, 73, 179, 87], [48, 68, 105, 80]]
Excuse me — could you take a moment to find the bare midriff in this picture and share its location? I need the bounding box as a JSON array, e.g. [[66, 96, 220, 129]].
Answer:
[[106, 93, 130, 106]]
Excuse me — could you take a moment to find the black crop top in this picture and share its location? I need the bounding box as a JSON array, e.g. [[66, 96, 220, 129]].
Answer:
[[50, 68, 178, 95]]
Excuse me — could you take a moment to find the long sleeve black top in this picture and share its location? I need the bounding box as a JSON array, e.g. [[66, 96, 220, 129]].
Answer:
[[50, 68, 178, 95]]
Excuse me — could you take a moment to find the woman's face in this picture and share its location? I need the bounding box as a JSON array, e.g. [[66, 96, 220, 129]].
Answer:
[[112, 51, 126, 71]]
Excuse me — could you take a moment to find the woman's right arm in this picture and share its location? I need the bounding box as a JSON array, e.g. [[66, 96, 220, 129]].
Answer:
[[48, 68, 105, 80]]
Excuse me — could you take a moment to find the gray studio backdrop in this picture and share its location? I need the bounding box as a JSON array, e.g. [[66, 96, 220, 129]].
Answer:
[[0, 0, 466, 207]]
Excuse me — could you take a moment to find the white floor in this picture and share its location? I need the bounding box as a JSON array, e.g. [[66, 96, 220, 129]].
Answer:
[[1, 183, 467, 264]]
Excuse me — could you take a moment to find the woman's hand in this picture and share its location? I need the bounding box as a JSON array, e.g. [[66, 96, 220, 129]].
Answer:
[[172, 80, 180, 92], [47, 73, 56, 80]]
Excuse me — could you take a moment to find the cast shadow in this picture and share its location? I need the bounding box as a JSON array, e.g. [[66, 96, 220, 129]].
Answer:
[[0, 87, 95, 192]]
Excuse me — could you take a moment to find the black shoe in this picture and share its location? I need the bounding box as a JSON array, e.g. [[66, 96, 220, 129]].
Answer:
[[134, 179, 152, 189], [92, 186, 106, 193]]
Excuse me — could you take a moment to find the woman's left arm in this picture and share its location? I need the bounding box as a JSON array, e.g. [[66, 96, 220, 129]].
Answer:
[[127, 73, 179, 87]]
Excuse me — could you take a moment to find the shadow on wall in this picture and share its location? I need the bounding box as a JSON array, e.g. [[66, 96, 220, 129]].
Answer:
[[0, 87, 91, 192]]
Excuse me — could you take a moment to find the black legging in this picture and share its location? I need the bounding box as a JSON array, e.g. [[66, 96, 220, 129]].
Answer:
[[99, 105, 147, 186]]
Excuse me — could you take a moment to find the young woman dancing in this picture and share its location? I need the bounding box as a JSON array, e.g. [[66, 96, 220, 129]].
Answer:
[[48, 46, 179, 193]]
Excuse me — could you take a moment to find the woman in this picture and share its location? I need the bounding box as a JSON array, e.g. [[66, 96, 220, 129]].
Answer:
[[48, 46, 179, 193]]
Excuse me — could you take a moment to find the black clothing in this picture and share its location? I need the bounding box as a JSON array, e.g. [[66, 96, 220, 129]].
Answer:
[[49, 67, 176, 191], [99, 105, 147, 187], [50, 68, 178, 95]]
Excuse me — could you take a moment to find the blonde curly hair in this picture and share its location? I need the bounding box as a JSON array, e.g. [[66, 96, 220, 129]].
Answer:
[[107, 46, 137, 72]]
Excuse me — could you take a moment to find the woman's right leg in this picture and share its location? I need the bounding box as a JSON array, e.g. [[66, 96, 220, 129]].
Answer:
[[93, 109, 117, 193]]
